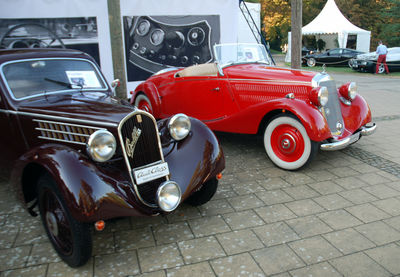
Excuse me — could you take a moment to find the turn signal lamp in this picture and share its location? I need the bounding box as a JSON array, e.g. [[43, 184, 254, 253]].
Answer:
[[217, 173, 223, 180], [95, 220, 105, 231]]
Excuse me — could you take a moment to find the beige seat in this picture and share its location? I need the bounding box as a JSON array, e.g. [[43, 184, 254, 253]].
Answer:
[[175, 63, 218, 77]]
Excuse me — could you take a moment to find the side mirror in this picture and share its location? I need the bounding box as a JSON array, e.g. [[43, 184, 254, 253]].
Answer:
[[110, 79, 120, 96]]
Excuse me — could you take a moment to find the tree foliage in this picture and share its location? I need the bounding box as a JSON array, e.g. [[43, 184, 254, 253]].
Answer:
[[260, 0, 398, 51]]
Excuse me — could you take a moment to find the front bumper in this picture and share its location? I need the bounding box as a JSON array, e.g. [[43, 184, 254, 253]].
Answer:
[[320, 123, 377, 151]]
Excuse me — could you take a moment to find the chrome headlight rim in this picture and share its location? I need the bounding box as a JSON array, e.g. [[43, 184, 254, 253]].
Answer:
[[157, 181, 181, 212], [318, 86, 329, 107], [168, 113, 191, 141], [348, 82, 357, 100], [86, 129, 116, 162]]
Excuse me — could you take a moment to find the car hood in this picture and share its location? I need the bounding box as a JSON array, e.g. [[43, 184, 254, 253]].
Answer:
[[16, 92, 135, 127], [356, 52, 378, 61], [223, 63, 317, 83]]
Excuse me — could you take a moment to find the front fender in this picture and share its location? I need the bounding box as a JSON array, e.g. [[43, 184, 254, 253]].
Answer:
[[132, 81, 161, 117], [12, 144, 156, 222], [158, 117, 225, 200]]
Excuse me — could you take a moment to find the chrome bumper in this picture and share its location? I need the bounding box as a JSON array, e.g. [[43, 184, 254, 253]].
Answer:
[[320, 123, 377, 151]]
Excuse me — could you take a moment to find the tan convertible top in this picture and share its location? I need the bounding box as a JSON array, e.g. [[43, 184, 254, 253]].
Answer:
[[175, 63, 218, 77]]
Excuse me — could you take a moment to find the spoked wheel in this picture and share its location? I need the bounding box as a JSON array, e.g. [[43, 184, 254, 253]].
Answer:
[[185, 177, 218, 206], [307, 58, 316, 67], [134, 94, 153, 114], [37, 174, 91, 267], [263, 115, 318, 170], [378, 64, 385, 74]]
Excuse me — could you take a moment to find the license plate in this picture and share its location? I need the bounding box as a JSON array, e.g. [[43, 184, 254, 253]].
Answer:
[[133, 162, 170, 185]]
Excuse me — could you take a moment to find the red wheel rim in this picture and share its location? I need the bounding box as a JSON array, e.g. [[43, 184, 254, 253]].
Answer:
[[42, 189, 73, 256], [270, 124, 305, 162], [138, 99, 152, 113]]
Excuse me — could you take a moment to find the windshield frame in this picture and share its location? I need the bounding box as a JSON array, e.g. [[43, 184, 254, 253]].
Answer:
[[0, 57, 109, 101], [213, 43, 272, 68]]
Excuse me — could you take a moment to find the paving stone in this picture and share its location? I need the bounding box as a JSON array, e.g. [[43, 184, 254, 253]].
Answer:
[[387, 181, 400, 192], [330, 252, 390, 277], [212, 183, 237, 200], [188, 215, 230, 237], [216, 229, 263, 255], [222, 210, 264, 230], [165, 205, 201, 223], [102, 217, 131, 234], [373, 198, 400, 216], [138, 271, 166, 277], [198, 199, 234, 216], [166, 262, 214, 277], [231, 182, 265, 195], [115, 226, 155, 252], [258, 167, 287, 178], [0, 245, 31, 271], [384, 215, 400, 231], [254, 204, 297, 224], [307, 181, 344, 195], [256, 189, 293, 205], [285, 199, 325, 216], [130, 215, 167, 229], [0, 225, 18, 248], [95, 251, 140, 276], [27, 242, 60, 266], [358, 173, 391, 185], [2, 264, 47, 277], [235, 171, 266, 183], [288, 236, 342, 265], [345, 203, 391, 223], [328, 167, 359, 178], [304, 170, 337, 182], [286, 215, 332, 238], [339, 188, 378, 204], [153, 222, 194, 245], [210, 253, 265, 277], [252, 222, 299, 246], [363, 184, 400, 199], [251, 244, 305, 276], [47, 259, 93, 276], [138, 244, 183, 272], [289, 262, 342, 277], [92, 232, 115, 255], [313, 193, 352, 210], [282, 185, 320, 200], [365, 243, 400, 275], [323, 228, 376, 254], [317, 209, 363, 230], [355, 221, 400, 245], [350, 163, 380, 174], [227, 194, 265, 211], [257, 177, 292, 190], [178, 236, 225, 264], [282, 173, 315, 186], [333, 176, 368, 190]]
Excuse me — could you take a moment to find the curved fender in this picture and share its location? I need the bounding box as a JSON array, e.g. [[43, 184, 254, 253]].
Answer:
[[158, 117, 225, 200], [339, 94, 372, 135], [131, 81, 161, 117], [12, 144, 156, 222]]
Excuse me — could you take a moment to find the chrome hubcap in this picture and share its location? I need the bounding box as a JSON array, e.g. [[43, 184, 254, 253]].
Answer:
[[279, 134, 296, 154], [46, 211, 58, 236]]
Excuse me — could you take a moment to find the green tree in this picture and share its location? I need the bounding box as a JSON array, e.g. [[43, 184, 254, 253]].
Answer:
[[380, 0, 400, 46]]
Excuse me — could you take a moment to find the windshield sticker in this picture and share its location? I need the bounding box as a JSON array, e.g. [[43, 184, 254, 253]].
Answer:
[[66, 71, 101, 88]]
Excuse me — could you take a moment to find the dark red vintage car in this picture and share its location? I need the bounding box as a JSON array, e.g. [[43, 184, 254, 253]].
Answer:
[[132, 43, 376, 170], [0, 48, 224, 267]]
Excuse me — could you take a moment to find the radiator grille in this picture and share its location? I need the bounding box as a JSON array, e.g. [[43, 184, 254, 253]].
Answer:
[[319, 80, 344, 135], [118, 112, 166, 205], [34, 119, 102, 145]]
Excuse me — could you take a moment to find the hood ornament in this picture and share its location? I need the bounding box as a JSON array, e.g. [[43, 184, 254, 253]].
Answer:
[[322, 64, 327, 74], [126, 127, 142, 158]]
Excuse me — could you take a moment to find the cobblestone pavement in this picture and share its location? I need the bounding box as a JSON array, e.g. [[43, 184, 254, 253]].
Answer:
[[1, 74, 400, 276]]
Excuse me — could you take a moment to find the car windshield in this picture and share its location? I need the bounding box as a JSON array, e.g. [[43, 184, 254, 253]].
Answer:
[[213, 43, 271, 67], [1, 59, 106, 100]]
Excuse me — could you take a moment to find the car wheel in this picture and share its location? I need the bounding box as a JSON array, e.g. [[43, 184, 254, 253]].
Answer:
[[37, 174, 92, 267], [185, 177, 218, 206], [134, 94, 153, 114], [307, 58, 316, 67], [263, 115, 318, 170], [378, 64, 385, 74], [348, 59, 354, 68]]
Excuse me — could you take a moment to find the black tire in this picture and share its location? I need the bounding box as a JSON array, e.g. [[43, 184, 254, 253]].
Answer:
[[37, 174, 92, 267], [307, 58, 316, 67], [185, 177, 218, 206]]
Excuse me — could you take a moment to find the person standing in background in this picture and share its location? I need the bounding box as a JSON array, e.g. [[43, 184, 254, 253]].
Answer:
[[376, 40, 389, 74]]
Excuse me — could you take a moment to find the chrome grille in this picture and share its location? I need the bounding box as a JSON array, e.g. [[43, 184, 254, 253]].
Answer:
[[118, 112, 166, 206], [34, 119, 102, 145], [319, 80, 344, 136]]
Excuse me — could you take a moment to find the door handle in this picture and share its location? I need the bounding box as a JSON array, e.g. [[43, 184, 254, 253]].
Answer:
[[212, 87, 220, 92]]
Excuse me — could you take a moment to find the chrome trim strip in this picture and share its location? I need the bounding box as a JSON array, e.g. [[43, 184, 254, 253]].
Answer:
[[35, 128, 91, 137], [2, 110, 118, 128], [361, 123, 377, 136], [0, 57, 109, 102], [37, 136, 87, 145], [117, 108, 166, 208], [228, 78, 311, 85], [33, 119, 104, 130]]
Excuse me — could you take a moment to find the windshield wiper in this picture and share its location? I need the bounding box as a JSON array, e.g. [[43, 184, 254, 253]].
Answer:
[[44, 78, 83, 90]]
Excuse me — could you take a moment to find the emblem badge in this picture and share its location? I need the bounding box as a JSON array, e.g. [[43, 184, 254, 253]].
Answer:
[[336, 122, 343, 131], [126, 127, 142, 158]]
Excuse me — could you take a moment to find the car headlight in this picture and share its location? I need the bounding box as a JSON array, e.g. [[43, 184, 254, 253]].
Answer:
[[87, 129, 116, 162], [157, 181, 181, 212], [310, 86, 329, 107], [168, 113, 191, 141], [339, 82, 357, 101]]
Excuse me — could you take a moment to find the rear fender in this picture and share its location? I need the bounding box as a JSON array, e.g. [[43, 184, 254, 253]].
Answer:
[[131, 82, 161, 117]]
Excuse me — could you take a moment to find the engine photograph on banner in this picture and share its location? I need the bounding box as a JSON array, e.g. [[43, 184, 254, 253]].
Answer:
[[0, 18, 100, 65], [123, 15, 220, 82]]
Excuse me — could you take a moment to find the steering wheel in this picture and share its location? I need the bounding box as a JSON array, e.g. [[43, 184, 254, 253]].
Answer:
[[0, 23, 66, 49]]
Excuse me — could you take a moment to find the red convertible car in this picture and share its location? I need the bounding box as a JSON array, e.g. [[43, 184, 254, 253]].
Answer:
[[132, 43, 376, 170]]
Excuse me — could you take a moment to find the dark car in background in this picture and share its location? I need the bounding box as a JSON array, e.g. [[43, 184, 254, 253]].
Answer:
[[302, 48, 364, 67], [350, 47, 400, 73], [0, 48, 225, 267]]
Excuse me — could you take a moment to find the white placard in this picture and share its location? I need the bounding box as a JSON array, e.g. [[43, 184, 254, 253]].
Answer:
[[133, 162, 170, 185]]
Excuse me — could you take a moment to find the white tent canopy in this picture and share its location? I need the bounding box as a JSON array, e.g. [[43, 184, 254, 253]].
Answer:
[[286, 0, 371, 62]]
